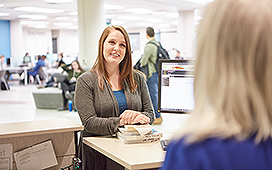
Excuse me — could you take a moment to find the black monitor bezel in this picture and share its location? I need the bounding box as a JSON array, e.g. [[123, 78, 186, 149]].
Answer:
[[158, 59, 195, 114]]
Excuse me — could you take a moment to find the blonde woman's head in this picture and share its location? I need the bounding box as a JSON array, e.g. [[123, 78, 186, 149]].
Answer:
[[179, 0, 272, 143]]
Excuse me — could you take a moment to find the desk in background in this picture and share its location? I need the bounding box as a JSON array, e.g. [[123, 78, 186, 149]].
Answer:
[[83, 113, 190, 170], [0, 118, 83, 169], [3, 66, 30, 85]]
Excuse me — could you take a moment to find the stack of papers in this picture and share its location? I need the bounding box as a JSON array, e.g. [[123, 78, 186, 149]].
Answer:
[[117, 125, 163, 144]]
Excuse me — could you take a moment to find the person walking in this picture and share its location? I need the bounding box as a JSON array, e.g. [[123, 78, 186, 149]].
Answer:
[[140, 27, 162, 124]]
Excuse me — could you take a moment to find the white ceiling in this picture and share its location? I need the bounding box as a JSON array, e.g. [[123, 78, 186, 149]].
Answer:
[[0, 0, 210, 30]]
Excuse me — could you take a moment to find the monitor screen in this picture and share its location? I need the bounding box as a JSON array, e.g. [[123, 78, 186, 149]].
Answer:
[[158, 59, 195, 114]]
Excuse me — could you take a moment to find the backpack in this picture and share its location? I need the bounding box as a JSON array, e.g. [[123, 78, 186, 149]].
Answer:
[[147, 41, 170, 72], [133, 59, 149, 78]]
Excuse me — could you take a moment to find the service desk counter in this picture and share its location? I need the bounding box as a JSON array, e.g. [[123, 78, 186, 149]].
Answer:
[[0, 118, 83, 169], [83, 113, 190, 170]]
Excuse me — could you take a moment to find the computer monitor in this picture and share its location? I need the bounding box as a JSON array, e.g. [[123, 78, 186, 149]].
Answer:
[[158, 59, 195, 114], [6, 58, 11, 66]]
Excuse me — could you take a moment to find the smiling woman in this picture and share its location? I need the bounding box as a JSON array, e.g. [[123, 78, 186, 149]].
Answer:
[[74, 25, 155, 169], [103, 30, 126, 69]]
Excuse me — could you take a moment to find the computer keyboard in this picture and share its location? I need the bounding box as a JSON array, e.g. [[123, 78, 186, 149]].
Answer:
[[160, 139, 170, 151]]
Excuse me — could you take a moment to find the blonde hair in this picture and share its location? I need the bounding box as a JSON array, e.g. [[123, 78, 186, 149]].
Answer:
[[175, 0, 272, 143]]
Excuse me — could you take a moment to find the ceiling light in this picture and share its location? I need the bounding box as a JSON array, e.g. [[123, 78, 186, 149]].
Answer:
[[0, 4, 4, 8], [18, 15, 47, 20], [0, 12, 9, 17], [125, 8, 152, 14], [135, 22, 154, 27], [166, 13, 179, 18], [44, 0, 73, 3], [146, 18, 163, 23], [104, 4, 124, 10], [69, 11, 78, 16], [111, 20, 124, 25], [67, 26, 78, 30], [184, 0, 213, 4], [157, 24, 170, 28], [15, 7, 64, 13], [53, 22, 73, 27], [31, 25, 48, 29], [152, 11, 167, 16], [20, 21, 48, 25], [55, 17, 68, 21], [116, 16, 144, 21]]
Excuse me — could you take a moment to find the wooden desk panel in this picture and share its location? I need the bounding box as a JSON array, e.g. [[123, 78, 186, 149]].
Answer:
[[0, 119, 83, 170], [0, 118, 83, 139]]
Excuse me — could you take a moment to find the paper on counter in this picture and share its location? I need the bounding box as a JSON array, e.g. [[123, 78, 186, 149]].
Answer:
[[125, 125, 153, 136], [0, 143, 13, 170], [14, 140, 58, 170], [134, 126, 152, 136]]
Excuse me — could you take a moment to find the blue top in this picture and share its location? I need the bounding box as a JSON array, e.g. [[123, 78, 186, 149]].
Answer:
[[28, 59, 45, 76], [113, 89, 127, 115], [161, 135, 272, 170]]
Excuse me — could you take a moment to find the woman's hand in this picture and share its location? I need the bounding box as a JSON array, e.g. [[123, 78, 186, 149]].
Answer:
[[70, 77, 76, 82], [119, 110, 150, 126]]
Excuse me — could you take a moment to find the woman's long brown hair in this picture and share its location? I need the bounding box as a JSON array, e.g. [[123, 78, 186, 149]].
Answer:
[[90, 25, 137, 92]]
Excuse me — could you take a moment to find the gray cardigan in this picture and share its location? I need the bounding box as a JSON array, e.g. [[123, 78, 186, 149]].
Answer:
[[75, 70, 155, 137]]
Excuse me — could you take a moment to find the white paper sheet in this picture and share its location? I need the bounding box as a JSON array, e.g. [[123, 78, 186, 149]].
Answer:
[[0, 143, 13, 170], [14, 140, 58, 170], [125, 125, 153, 136]]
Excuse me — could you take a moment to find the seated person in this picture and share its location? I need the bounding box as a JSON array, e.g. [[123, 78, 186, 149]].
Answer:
[[0, 55, 10, 90], [57, 60, 84, 111], [162, 0, 272, 169], [38, 56, 65, 88], [23, 52, 31, 63], [0, 55, 7, 70], [0, 55, 9, 81], [20, 55, 45, 84]]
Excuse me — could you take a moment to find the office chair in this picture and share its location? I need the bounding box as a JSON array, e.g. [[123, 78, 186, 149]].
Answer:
[[0, 70, 10, 90], [35, 67, 46, 85]]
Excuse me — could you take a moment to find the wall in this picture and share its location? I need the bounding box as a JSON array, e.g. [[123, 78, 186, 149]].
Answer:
[[22, 28, 52, 58], [58, 29, 79, 58], [160, 31, 178, 52], [0, 20, 11, 60], [9, 26, 183, 66], [10, 20, 23, 64]]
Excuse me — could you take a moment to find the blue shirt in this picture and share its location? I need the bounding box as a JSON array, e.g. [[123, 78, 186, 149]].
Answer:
[[161, 135, 272, 170], [28, 59, 45, 76], [113, 89, 127, 115]]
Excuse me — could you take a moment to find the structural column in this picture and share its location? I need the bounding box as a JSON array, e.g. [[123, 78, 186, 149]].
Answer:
[[10, 20, 23, 65], [177, 10, 195, 59], [77, 0, 106, 70]]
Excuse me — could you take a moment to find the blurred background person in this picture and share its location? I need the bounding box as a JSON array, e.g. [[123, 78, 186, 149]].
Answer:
[[140, 27, 162, 124], [23, 52, 31, 64], [0, 55, 7, 70], [57, 60, 85, 111], [162, 0, 272, 169], [20, 55, 45, 84]]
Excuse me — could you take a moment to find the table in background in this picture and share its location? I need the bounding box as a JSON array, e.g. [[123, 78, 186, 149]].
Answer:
[[3, 66, 30, 85], [83, 113, 190, 170]]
